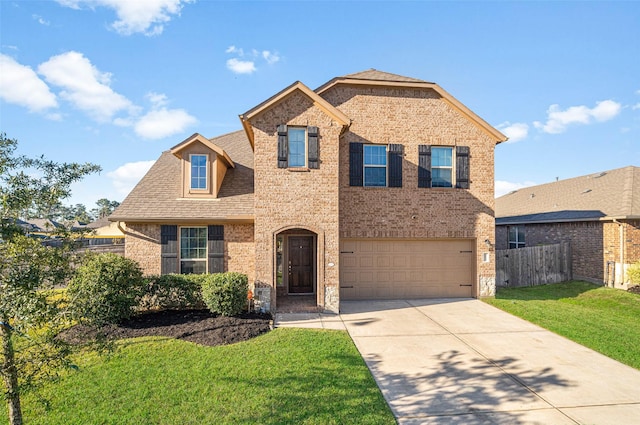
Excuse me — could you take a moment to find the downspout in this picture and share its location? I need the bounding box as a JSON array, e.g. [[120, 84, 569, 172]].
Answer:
[[612, 219, 624, 287]]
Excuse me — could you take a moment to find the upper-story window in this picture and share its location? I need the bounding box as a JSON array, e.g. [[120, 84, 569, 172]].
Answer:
[[363, 145, 387, 187], [277, 125, 319, 169], [431, 147, 453, 188], [190, 154, 207, 190], [288, 128, 307, 168]]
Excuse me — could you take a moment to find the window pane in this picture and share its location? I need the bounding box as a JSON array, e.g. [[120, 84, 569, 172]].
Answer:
[[180, 260, 206, 275], [432, 147, 452, 167], [180, 227, 207, 261], [190, 155, 207, 189], [364, 167, 387, 187], [432, 168, 452, 187], [288, 128, 306, 168], [364, 145, 387, 166]]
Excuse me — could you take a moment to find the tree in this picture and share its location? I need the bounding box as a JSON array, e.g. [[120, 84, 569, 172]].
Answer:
[[91, 198, 120, 220], [0, 133, 100, 425]]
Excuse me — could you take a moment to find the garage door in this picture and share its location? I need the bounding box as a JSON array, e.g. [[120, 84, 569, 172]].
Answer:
[[340, 239, 475, 300]]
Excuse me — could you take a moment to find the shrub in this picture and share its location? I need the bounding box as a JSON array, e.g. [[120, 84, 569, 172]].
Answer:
[[200, 272, 248, 316], [67, 253, 145, 326], [140, 274, 205, 310], [628, 261, 640, 286]]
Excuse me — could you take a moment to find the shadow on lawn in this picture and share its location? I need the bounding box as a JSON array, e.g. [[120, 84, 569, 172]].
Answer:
[[494, 280, 600, 301], [364, 349, 573, 424]]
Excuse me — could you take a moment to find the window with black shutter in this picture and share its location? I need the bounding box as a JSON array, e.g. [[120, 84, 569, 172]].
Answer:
[[388, 144, 403, 187], [456, 146, 470, 189], [161, 225, 178, 275], [207, 225, 224, 273], [349, 142, 364, 186], [277, 125, 320, 169], [418, 145, 432, 188], [307, 126, 319, 169]]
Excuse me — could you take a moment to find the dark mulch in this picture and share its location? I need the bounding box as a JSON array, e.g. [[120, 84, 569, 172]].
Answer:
[[59, 310, 272, 347], [629, 286, 640, 295]]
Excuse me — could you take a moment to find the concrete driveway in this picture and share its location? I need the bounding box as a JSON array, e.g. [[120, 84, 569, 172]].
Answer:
[[340, 299, 640, 425]]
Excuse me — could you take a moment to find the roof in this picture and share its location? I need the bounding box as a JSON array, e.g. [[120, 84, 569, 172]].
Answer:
[[110, 130, 254, 223], [170, 133, 235, 168], [315, 69, 507, 143], [496, 166, 640, 224], [87, 216, 111, 229]]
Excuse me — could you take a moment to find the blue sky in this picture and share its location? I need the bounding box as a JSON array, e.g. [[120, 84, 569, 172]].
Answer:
[[1, 1, 639, 210]]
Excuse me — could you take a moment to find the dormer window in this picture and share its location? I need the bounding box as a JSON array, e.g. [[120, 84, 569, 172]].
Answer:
[[190, 154, 208, 190]]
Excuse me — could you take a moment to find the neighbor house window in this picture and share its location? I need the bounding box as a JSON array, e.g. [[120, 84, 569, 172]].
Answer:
[[508, 226, 525, 249], [180, 227, 207, 274], [190, 154, 207, 190], [288, 128, 307, 168], [363, 145, 387, 187], [431, 147, 453, 188]]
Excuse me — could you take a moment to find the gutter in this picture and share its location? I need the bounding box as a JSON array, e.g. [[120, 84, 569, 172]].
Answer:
[[612, 219, 625, 287]]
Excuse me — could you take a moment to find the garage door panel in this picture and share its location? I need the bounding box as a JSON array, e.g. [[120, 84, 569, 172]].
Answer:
[[340, 239, 474, 300]]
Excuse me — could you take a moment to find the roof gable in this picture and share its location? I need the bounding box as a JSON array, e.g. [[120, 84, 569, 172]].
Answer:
[[239, 81, 351, 148], [496, 166, 640, 223], [316, 70, 507, 144], [170, 133, 235, 168]]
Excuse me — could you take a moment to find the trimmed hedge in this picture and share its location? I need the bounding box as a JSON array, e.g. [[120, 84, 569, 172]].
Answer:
[[201, 272, 248, 316], [629, 261, 640, 286], [140, 274, 205, 310], [67, 253, 145, 326]]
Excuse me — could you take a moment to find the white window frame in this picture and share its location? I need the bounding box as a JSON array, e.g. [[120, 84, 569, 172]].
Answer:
[[363, 144, 388, 187], [508, 225, 526, 249], [287, 127, 307, 168], [189, 154, 208, 191], [179, 226, 208, 274], [431, 146, 454, 188]]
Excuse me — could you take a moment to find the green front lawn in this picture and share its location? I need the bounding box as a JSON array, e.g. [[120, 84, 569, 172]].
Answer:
[[484, 281, 640, 370], [2, 329, 395, 425]]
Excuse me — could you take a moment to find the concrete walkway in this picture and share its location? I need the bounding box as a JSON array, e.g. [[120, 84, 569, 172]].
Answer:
[[276, 299, 640, 425]]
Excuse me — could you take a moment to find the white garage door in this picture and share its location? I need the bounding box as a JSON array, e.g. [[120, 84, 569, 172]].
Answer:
[[340, 239, 475, 300]]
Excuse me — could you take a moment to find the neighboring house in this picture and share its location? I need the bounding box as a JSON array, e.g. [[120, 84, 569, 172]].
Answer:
[[495, 166, 640, 289], [87, 216, 125, 237], [110, 69, 507, 312]]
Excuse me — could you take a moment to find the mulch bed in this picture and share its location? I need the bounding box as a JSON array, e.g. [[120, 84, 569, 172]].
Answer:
[[59, 309, 272, 347], [629, 286, 640, 295]]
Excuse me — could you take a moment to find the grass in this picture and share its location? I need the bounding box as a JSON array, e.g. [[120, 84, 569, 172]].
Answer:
[[2, 329, 395, 425], [484, 280, 640, 370]]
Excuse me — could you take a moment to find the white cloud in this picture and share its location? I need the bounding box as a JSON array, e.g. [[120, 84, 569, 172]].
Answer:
[[0, 54, 58, 112], [496, 121, 528, 143], [495, 180, 537, 198], [146, 91, 168, 108], [226, 58, 256, 75], [534, 100, 622, 134], [225, 45, 243, 55], [38, 51, 134, 122], [262, 50, 280, 65], [33, 14, 50, 26], [56, 0, 193, 36], [134, 108, 197, 139], [631, 103, 640, 111], [107, 160, 156, 196]]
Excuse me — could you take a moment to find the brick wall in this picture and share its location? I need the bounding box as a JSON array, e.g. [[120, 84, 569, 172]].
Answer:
[[249, 91, 342, 312], [321, 84, 498, 297], [124, 222, 255, 278]]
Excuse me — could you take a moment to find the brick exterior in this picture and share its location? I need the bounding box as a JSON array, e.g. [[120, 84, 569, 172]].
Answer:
[[322, 85, 497, 297], [124, 223, 254, 278], [496, 219, 640, 287], [250, 91, 342, 312]]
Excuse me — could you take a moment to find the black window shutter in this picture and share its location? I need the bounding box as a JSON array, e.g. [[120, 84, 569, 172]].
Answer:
[[208, 225, 224, 273], [418, 145, 432, 188], [307, 126, 319, 169], [349, 142, 363, 186], [388, 144, 403, 187], [277, 124, 288, 168], [456, 146, 470, 189], [160, 225, 178, 275]]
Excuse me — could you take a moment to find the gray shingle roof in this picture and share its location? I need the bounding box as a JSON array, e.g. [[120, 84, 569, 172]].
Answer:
[[496, 166, 640, 224], [110, 130, 254, 222], [340, 69, 431, 83]]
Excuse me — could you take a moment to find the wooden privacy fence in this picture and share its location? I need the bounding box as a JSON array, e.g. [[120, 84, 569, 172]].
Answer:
[[496, 242, 572, 287]]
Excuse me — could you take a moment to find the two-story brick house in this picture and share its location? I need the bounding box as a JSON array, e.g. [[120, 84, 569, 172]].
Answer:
[[110, 70, 507, 312]]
